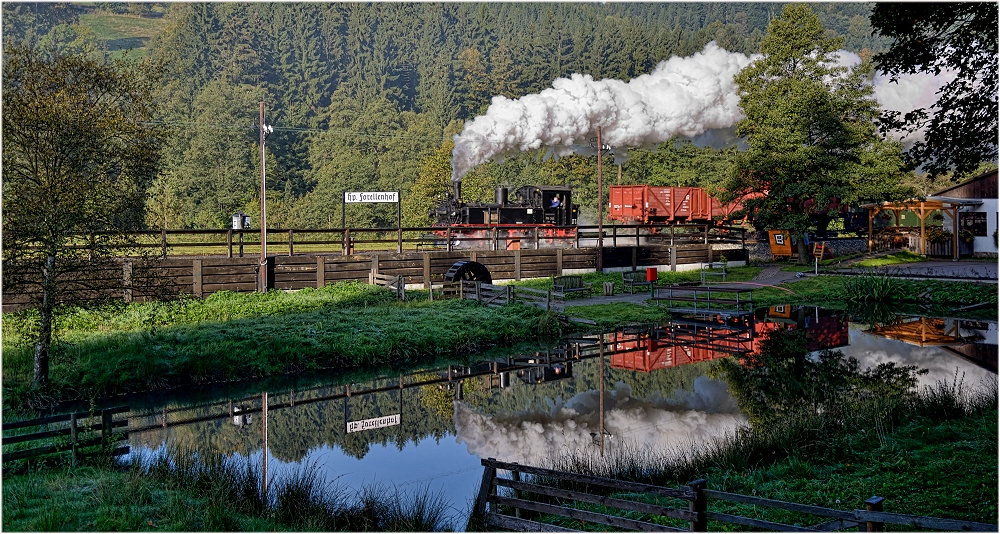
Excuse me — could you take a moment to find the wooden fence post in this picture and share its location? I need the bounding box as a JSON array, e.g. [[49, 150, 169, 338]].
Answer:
[[423, 253, 431, 289], [161, 229, 168, 259], [101, 409, 113, 443], [227, 230, 233, 258], [474, 460, 498, 519], [193, 259, 203, 297], [515, 250, 521, 281], [670, 246, 677, 272], [512, 469, 522, 518], [865, 496, 885, 532], [70, 413, 78, 467], [122, 261, 133, 303], [688, 478, 707, 531], [288, 230, 294, 256], [556, 248, 563, 276], [316, 256, 326, 288]]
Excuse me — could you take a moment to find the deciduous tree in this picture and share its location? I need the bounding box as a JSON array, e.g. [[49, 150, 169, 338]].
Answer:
[[723, 5, 908, 263], [871, 3, 998, 179], [2, 46, 165, 389]]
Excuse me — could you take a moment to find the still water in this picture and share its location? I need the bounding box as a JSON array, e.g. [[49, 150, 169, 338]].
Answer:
[[121, 307, 997, 520]]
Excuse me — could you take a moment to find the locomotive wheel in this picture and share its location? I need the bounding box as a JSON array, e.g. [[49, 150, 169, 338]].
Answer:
[[443, 260, 492, 284]]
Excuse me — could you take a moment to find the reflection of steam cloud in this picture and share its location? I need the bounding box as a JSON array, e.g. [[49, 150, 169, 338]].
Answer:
[[453, 377, 747, 465], [848, 330, 998, 391]]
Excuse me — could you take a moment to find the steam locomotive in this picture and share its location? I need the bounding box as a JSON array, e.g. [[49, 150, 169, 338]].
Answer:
[[429, 182, 579, 227]]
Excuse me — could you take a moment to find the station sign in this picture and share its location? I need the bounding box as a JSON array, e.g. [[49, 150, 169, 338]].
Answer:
[[344, 191, 399, 203], [346, 414, 400, 433]]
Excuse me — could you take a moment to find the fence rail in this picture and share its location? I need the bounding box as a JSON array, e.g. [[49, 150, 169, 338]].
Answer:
[[475, 458, 996, 532], [2, 406, 130, 466]]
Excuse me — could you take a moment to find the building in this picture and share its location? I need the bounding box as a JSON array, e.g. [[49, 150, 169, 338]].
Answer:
[[933, 169, 998, 258]]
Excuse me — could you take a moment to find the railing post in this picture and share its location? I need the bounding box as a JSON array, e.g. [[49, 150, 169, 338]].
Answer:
[[161, 228, 168, 259], [101, 409, 113, 444], [474, 459, 498, 519], [447, 227, 453, 252], [227, 229, 233, 258], [343, 228, 351, 256], [70, 413, 78, 467], [688, 478, 707, 531], [288, 229, 294, 256], [864, 496, 885, 532]]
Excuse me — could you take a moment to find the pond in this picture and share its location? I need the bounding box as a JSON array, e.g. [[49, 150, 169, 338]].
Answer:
[[119, 306, 997, 522]]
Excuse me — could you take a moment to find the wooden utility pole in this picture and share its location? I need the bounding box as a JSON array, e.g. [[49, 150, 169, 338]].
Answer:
[[597, 127, 604, 272], [259, 102, 268, 292]]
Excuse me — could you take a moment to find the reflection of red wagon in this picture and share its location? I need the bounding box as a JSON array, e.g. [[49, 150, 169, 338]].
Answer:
[[431, 224, 578, 250]]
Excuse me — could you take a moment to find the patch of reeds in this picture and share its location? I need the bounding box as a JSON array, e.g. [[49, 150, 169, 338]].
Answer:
[[841, 269, 898, 304], [122, 448, 454, 531]]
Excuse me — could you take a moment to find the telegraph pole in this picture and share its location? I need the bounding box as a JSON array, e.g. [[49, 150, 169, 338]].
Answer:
[[258, 103, 272, 293], [596, 127, 605, 272]]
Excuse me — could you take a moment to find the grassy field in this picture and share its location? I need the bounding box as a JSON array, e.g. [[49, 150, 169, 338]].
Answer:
[[525, 349, 998, 531], [79, 10, 167, 57]]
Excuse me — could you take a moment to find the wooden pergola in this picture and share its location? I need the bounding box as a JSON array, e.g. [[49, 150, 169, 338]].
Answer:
[[860, 196, 983, 259]]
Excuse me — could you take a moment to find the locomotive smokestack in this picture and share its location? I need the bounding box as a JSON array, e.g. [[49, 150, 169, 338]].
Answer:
[[495, 186, 507, 206], [453, 180, 462, 203]]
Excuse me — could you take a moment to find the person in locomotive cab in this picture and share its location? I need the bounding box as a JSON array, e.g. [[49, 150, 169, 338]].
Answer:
[[550, 195, 561, 208]]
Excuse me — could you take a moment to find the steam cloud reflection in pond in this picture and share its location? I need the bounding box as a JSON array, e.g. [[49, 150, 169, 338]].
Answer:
[[453, 376, 747, 464]]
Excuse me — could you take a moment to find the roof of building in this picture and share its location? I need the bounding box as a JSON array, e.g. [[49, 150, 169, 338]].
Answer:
[[931, 169, 998, 199]]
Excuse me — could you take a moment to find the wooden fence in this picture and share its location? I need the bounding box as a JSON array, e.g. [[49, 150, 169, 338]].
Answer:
[[2, 243, 745, 312], [429, 280, 566, 312], [475, 458, 996, 532], [2, 406, 130, 468]]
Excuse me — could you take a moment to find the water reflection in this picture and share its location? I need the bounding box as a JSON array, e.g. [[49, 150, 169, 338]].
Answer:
[[120, 305, 996, 517]]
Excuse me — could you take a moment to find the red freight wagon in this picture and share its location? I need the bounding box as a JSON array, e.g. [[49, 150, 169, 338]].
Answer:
[[609, 185, 714, 224]]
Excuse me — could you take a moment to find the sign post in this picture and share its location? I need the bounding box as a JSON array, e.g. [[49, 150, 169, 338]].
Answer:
[[342, 191, 402, 254]]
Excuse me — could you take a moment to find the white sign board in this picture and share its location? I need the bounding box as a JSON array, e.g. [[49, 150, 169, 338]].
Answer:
[[344, 191, 399, 203], [346, 414, 400, 433]]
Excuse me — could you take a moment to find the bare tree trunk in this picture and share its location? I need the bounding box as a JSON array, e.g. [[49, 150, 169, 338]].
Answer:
[[796, 232, 810, 265], [33, 253, 56, 389]]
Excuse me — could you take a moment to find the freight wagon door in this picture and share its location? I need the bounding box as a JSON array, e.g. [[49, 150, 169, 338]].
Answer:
[[609, 186, 646, 223], [646, 187, 672, 222]]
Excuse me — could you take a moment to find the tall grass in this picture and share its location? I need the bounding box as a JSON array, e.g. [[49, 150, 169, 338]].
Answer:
[[841, 269, 898, 304], [2, 446, 454, 531]]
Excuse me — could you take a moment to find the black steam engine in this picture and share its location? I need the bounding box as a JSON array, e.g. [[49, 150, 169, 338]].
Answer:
[[429, 182, 579, 227]]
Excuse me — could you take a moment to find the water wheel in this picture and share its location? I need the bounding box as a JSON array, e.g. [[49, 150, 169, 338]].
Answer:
[[443, 260, 492, 284]]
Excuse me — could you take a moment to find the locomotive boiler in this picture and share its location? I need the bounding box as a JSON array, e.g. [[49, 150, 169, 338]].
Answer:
[[428, 182, 581, 249]]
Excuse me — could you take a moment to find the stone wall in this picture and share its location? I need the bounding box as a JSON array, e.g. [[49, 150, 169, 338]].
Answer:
[[745, 238, 869, 263]]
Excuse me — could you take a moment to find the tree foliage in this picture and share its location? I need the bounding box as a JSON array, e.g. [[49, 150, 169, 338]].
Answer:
[[871, 3, 999, 179], [723, 4, 909, 261], [2, 45, 165, 388]]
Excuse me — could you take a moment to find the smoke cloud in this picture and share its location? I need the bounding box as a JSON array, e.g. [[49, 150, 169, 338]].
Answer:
[[450, 42, 755, 181], [453, 376, 747, 465], [452, 44, 956, 178]]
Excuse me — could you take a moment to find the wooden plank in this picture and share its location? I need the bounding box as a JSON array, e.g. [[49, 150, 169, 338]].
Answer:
[[809, 518, 858, 531], [850, 510, 996, 532], [485, 513, 580, 532], [495, 478, 697, 522], [702, 490, 856, 521], [704, 511, 818, 531], [481, 459, 695, 500], [474, 465, 496, 518], [491, 495, 684, 532]]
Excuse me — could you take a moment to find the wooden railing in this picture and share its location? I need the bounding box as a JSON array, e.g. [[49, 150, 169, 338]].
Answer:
[[428, 280, 565, 312], [31, 223, 746, 257], [2, 406, 130, 468], [474, 458, 996, 532]]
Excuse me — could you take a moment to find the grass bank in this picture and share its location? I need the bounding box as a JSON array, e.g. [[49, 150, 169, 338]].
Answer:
[[533, 357, 998, 529], [2, 450, 452, 531], [2, 282, 559, 412]]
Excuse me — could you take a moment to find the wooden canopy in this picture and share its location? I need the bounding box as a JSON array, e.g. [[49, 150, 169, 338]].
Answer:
[[860, 196, 983, 259]]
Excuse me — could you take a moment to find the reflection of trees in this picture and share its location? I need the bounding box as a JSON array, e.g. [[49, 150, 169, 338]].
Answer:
[[131, 351, 716, 463]]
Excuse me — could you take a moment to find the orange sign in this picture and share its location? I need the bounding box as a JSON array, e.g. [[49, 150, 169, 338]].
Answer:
[[768, 230, 792, 258]]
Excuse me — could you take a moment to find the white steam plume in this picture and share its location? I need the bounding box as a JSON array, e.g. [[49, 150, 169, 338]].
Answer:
[[453, 377, 747, 465], [450, 42, 755, 181]]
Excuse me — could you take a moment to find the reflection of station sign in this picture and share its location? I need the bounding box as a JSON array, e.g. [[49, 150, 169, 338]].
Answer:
[[346, 414, 400, 433], [344, 191, 399, 203]]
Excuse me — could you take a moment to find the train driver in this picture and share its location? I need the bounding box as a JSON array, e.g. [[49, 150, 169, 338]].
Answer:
[[550, 196, 561, 208]]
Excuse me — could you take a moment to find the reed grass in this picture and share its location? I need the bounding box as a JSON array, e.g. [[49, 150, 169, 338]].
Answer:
[[1, 446, 453, 531]]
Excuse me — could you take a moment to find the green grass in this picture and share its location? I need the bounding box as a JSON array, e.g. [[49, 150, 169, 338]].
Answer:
[[528, 376, 998, 531], [852, 250, 927, 268], [506, 266, 762, 297], [2, 451, 452, 531], [79, 11, 167, 55]]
